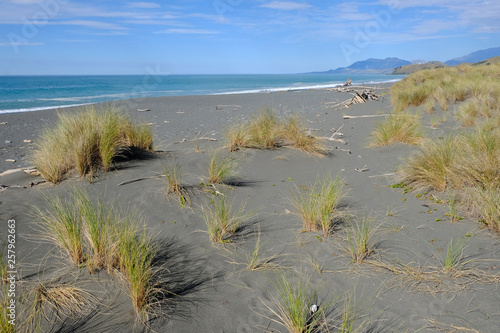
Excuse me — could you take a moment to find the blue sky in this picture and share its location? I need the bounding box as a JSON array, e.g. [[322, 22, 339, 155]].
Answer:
[[0, 0, 499, 75]]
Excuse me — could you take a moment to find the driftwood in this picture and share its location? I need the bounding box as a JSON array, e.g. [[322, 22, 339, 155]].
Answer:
[[343, 114, 389, 119], [215, 105, 242, 110], [335, 147, 351, 154], [343, 78, 352, 86], [137, 108, 150, 112], [354, 165, 369, 173], [174, 137, 217, 144], [327, 89, 379, 110], [0, 166, 36, 177]]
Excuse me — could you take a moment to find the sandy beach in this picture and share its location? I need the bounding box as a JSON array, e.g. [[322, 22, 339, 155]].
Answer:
[[1, 85, 499, 332]]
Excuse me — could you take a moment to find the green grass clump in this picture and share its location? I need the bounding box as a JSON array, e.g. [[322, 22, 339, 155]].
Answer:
[[441, 236, 470, 274], [264, 273, 329, 333], [202, 195, 252, 244], [225, 107, 327, 156], [398, 136, 460, 191], [290, 174, 347, 236], [35, 189, 164, 322], [33, 106, 154, 184], [369, 112, 423, 147], [346, 217, 379, 264], [207, 149, 239, 184]]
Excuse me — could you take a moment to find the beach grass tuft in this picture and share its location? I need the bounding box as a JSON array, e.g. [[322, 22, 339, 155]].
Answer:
[[207, 149, 239, 184], [290, 174, 347, 236], [225, 107, 328, 156], [35, 189, 166, 323], [345, 217, 379, 264], [202, 194, 251, 244], [33, 105, 154, 183], [369, 112, 423, 147], [264, 273, 329, 333], [441, 236, 470, 274]]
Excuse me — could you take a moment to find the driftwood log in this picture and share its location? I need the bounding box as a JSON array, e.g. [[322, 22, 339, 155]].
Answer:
[[327, 89, 379, 110]]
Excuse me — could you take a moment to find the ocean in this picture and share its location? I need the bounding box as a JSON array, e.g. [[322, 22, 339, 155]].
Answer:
[[0, 74, 404, 114]]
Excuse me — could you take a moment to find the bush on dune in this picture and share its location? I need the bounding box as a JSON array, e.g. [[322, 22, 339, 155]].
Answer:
[[33, 106, 154, 184]]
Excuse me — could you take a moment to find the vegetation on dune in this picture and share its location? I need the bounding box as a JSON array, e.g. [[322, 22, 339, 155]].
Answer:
[[225, 107, 328, 157], [391, 63, 500, 234], [290, 174, 348, 236], [35, 189, 166, 322], [369, 112, 424, 147], [33, 106, 154, 184]]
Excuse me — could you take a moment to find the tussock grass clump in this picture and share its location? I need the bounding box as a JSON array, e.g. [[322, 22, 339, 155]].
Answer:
[[0, 287, 15, 333], [202, 194, 252, 243], [207, 149, 239, 184], [441, 236, 470, 274], [346, 217, 379, 264], [23, 278, 97, 333], [225, 107, 327, 156], [263, 273, 329, 333], [463, 188, 500, 234], [36, 189, 165, 322], [290, 174, 347, 236], [33, 106, 154, 183], [399, 136, 460, 191], [369, 112, 423, 147]]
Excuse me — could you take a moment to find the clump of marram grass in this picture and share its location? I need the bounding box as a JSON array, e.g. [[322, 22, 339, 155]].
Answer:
[[162, 160, 189, 207], [441, 236, 471, 274], [262, 273, 330, 333], [462, 187, 500, 234], [290, 174, 348, 236], [225, 107, 327, 156], [207, 149, 239, 184], [202, 194, 253, 244], [22, 277, 98, 333], [398, 135, 460, 192], [369, 112, 423, 147], [345, 217, 379, 264], [32, 106, 154, 184], [35, 189, 166, 323], [0, 287, 15, 332]]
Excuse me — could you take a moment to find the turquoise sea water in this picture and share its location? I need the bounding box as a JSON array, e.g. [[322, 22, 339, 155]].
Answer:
[[0, 74, 404, 114]]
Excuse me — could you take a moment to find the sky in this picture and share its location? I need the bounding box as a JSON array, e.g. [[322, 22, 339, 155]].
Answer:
[[0, 0, 499, 75]]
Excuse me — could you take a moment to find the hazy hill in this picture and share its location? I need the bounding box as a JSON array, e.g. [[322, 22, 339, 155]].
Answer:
[[313, 57, 410, 75], [445, 47, 500, 66], [392, 61, 448, 75]]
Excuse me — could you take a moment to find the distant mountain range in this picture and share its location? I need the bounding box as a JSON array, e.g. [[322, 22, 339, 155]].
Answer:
[[311, 47, 500, 75], [445, 47, 500, 66]]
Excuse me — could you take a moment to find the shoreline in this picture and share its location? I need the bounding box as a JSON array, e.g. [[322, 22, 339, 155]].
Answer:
[[0, 76, 403, 115]]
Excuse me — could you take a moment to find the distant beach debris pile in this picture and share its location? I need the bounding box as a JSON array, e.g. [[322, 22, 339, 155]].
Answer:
[[326, 88, 379, 110]]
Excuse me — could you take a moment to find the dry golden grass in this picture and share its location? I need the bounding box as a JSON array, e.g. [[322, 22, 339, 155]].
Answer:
[[225, 107, 328, 156], [33, 106, 154, 183], [369, 112, 424, 147]]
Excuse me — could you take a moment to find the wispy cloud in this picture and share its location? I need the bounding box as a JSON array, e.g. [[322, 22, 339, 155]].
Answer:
[[154, 28, 219, 34], [260, 1, 312, 10], [126, 2, 161, 9], [57, 20, 128, 31], [0, 41, 43, 46]]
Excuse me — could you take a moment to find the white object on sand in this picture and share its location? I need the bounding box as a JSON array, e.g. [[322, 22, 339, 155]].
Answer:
[[310, 304, 318, 313]]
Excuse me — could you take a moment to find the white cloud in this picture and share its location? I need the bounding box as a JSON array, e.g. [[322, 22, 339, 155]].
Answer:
[[154, 28, 219, 34], [260, 1, 312, 10], [0, 41, 43, 46], [57, 20, 128, 31], [126, 2, 161, 9]]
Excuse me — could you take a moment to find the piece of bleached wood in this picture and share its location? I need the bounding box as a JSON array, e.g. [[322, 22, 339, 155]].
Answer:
[[368, 172, 396, 178], [0, 166, 36, 177], [335, 147, 351, 154], [343, 114, 389, 119], [137, 108, 150, 112], [354, 165, 369, 172]]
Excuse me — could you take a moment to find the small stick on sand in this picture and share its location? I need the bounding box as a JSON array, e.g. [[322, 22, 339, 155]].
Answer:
[[0, 166, 37, 177], [354, 165, 369, 172], [215, 105, 242, 110], [368, 172, 396, 178], [335, 147, 351, 154], [137, 108, 150, 112], [343, 114, 389, 119]]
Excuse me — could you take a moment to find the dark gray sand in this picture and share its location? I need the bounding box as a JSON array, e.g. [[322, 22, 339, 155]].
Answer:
[[1, 86, 500, 332]]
